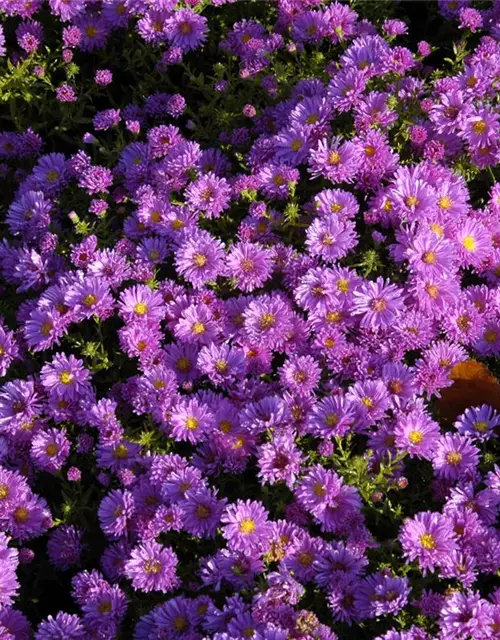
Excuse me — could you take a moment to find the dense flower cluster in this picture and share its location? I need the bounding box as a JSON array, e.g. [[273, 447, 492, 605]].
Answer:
[[1, 0, 500, 638]]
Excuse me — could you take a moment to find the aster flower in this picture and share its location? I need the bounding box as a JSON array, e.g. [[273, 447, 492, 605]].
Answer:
[[98, 489, 135, 539], [182, 487, 226, 538], [257, 434, 304, 489], [226, 242, 273, 292], [0, 379, 41, 434], [197, 343, 247, 386], [279, 354, 321, 397], [306, 395, 356, 438], [32, 153, 68, 195], [394, 410, 440, 459], [355, 572, 411, 618], [175, 231, 225, 288], [439, 591, 491, 640], [64, 276, 114, 321], [432, 433, 480, 482], [308, 136, 362, 182], [36, 614, 84, 640], [400, 511, 456, 574], [31, 428, 70, 473], [40, 353, 91, 401], [454, 404, 500, 442], [124, 541, 179, 593], [221, 499, 271, 555], [0, 533, 19, 607], [118, 285, 164, 324], [455, 218, 492, 268], [306, 216, 358, 263], [352, 277, 404, 329], [174, 303, 220, 346], [243, 294, 293, 350], [47, 525, 84, 571], [165, 9, 208, 52], [170, 397, 214, 444], [185, 172, 231, 218]]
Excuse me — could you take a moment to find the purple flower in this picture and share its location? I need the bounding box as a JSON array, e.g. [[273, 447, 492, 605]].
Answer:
[[124, 541, 179, 593], [170, 397, 214, 444], [185, 172, 232, 218], [47, 525, 84, 570], [454, 404, 500, 442], [400, 511, 456, 574], [221, 499, 271, 555], [0, 533, 19, 607], [280, 354, 321, 397], [31, 428, 71, 473], [35, 612, 85, 639], [226, 242, 273, 292], [431, 433, 480, 481], [305, 216, 357, 262], [352, 277, 405, 329], [40, 353, 91, 401], [175, 231, 225, 288], [98, 489, 135, 539], [118, 285, 164, 324], [165, 9, 208, 52]]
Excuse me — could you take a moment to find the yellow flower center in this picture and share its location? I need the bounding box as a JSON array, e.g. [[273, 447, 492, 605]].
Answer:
[[259, 313, 276, 329], [179, 22, 192, 35], [14, 506, 29, 523], [83, 293, 98, 307], [361, 396, 374, 408], [173, 617, 189, 632], [439, 196, 452, 210], [113, 444, 128, 459], [406, 195, 419, 207], [241, 258, 254, 273], [98, 601, 112, 614], [176, 357, 191, 372], [408, 430, 423, 444], [186, 417, 199, 430], [472, 119, 487, 135], [474, 421, 488, 433], [364, 145, 376, 157], [425, 284, 439, 299], [371, 298, 387, 313], [192, 322, 206, 335], [0, 484, 9, 500], [419, 533, 436, 549], [239, 518, 256, 534], [313, 482, 326, 497], [446, 451, 462, 466], [46, 170, 59, 183], [462, 236, 476, 252], [326, 413, 339, 426], [328, 151, 341, 165], [484, 329, 498, 344], [298, 551, 313, 566], [134, 302, 148, 316], [143, 560, 162, 574], [326, 311, 342, 323], [290, 139, 302, 152], [41, 321, 53, 336], [193, 253, 208, 268], [59, 371, 73, 385], [45, 443, 59, 457], [196, 504, 211, 519], [422, 251, 436, 264], [219, 420, 232, 433], [430, 223, 444, 238]]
